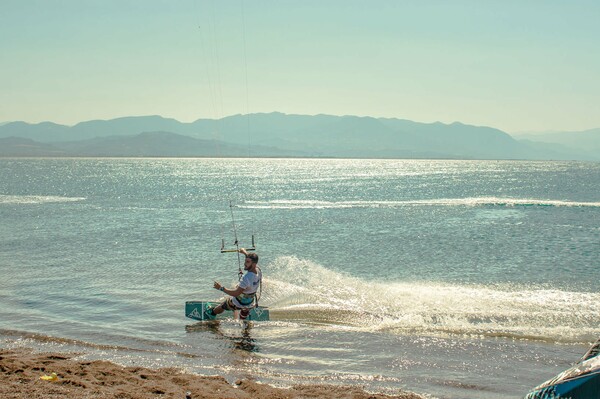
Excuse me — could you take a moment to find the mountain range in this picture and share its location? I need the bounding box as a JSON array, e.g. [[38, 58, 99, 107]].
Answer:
[[0, 113, 598, 160]]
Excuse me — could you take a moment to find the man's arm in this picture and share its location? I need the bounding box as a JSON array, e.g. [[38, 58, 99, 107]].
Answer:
[[213, 281, 244, 297]]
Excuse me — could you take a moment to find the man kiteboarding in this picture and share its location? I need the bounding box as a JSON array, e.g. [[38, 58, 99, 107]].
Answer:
[[207, 248, 262, 320]]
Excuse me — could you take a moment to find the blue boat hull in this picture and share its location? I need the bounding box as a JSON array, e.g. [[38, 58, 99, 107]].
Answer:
[[525, 339, 600, 399]]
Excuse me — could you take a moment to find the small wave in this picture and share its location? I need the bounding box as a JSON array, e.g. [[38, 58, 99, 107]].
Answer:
[[435, 197, 600, 208], [0, 328, 200, 359], [262, 257, 600, 344], [241, 197, 600, 210], [0, 328, 133, 351], [0, 195, 86, 205]]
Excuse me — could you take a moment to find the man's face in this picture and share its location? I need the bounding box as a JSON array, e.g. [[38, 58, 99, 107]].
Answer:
[[244, 257, 254, 270]]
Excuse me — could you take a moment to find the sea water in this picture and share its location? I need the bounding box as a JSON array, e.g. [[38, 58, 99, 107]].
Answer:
[[0, 158, 599, 399]]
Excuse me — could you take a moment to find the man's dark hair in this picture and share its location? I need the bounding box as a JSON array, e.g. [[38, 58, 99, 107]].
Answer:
[[246, 253, 259, 263]]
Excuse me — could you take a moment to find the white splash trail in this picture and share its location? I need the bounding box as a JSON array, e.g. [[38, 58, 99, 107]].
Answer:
[[263, 256, 600, 344], [0, 195, 86, 204], [240, 197, 600, 210]]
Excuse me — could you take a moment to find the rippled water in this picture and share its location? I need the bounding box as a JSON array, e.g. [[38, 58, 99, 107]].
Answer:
[[1, 158, 599, 398]]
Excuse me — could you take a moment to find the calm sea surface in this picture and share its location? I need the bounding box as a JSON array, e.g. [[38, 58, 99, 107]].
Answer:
[[1, 158, 599, 399]]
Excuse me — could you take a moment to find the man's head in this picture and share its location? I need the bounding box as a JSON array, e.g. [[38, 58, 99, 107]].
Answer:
[[244, 252, 259, 270]]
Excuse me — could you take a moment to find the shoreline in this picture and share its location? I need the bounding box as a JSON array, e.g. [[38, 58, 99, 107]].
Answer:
[[0, 348, 425, 399]]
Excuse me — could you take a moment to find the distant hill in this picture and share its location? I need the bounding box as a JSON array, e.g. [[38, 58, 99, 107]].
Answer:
[[0, 137, 67, 157], [0, 113, 598, 160], [0, 132, 306, 158], [514, 128, 600, 153], [1, 117, 196, 142], [59, 131, 237, 157]]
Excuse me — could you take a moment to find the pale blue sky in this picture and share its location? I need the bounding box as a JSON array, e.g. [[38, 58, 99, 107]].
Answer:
[[1, 1, 599, 132]]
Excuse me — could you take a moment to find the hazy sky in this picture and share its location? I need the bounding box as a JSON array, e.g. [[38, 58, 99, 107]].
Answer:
[[2, 1, 599, 133]]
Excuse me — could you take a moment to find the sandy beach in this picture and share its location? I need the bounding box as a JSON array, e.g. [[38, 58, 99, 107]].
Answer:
[[0, 348, 424, 399]]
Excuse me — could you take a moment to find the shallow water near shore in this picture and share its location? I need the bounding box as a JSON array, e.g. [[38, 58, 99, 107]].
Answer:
[[1, 158, 599, 398]]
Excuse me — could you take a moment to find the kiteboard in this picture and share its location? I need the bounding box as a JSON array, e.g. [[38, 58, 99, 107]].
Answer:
[[185, 301, 270, 322]]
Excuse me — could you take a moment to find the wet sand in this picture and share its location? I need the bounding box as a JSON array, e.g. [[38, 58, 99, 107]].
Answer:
[[0, 348, 425, 399]]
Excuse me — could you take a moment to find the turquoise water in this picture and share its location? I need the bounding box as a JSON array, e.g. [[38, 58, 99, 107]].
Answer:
[[1, 158, 599, 398]]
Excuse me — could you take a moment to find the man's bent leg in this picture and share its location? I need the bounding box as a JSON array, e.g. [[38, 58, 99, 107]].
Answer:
[[239, 308, 250, 320], [211, 305, 225, 315], [209, 298, 235, 316]]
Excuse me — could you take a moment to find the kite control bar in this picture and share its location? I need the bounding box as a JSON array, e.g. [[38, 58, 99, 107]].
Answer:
[[220, 235, 256, 253]]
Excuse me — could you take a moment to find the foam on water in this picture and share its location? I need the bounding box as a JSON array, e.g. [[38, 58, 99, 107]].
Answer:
[[263, 256, 600, 344], [242, 197, 600, 209], [0, 194, 86, 204]]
